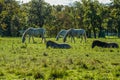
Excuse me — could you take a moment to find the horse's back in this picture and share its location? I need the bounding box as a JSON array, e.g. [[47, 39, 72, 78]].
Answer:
[[46, 40, 71, 49], [109, 43, 119, 48], [29, 27, 45, 35], [76, 29, 85, 33], [71, 29, 85, 35], [59, 44, 71, 49]]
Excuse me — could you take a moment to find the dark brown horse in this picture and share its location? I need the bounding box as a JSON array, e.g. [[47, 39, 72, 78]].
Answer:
[[46, 40, 71, 49], [92, 40, 119, 48]]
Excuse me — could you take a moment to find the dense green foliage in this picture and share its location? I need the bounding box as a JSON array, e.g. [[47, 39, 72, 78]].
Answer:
[[0, 37, 120, 79], [0, 0, 120, 37]]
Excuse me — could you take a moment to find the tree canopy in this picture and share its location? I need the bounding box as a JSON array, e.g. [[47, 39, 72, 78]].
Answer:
[[0, 0, 120, 38]]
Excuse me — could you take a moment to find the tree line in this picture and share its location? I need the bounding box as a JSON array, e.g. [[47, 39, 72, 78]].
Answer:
[[0, 0, 120, 38]]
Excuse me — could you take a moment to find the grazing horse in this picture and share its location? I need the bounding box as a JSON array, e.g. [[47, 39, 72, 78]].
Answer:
[[46, 40, 71, 49], [22, 27, 46, 43], [56, 29, 67, 41], [92, 40, 119, 48], [63, 28, 87, 43]]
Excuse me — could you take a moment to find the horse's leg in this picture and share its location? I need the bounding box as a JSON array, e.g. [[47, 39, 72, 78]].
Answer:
[[41, 37, 44, 43], [43, 35, 46, 43], [71, 35, 75, 43], [84, 36, 86, 42], [84, 33, 87, 42], [73, 37, 75, 43], [29, 35, 31, 43], [69, 35, 72, 42], [32, 36, 34, 43], [43, 34, 46, 43], [41, 35, 45, 43], [70, 36, 72, 42], [44, 37, 46, 43], [80, 35, 83, 43]]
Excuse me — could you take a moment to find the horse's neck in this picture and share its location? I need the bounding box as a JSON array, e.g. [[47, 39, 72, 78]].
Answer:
[[64, 30, 71, 39], [61, 31, 66, 36], [25, 29, 31, 36], [57, 31, 63, 37]]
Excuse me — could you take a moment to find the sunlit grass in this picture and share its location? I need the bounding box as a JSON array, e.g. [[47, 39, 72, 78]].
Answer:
[[0, 37, 120, 79]]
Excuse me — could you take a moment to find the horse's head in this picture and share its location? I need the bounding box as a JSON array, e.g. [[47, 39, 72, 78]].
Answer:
[[46, 40, 55, 48], [63, 38, 66, 42], [56, 37, 59, 41], [22, 36, 26, 43], [92, 41, 96, 48], [46, 41, 50, 48]]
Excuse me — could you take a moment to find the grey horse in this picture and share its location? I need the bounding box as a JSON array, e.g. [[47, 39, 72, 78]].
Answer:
[[22, 27, 46, 43]]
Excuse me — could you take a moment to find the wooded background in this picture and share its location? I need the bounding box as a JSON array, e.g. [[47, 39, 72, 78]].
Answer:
[[0, 0, 120, 38]]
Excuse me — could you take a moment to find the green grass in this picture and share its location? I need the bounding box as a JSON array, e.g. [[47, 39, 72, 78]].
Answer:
[[0, 37, 120, 80]]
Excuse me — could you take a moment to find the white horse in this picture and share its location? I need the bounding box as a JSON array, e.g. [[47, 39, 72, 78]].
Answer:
[[22, 27, 46, 43], [63, 28, 87, 43]]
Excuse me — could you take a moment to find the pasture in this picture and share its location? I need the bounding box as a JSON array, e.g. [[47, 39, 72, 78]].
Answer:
[[0, 37, 120, 80]]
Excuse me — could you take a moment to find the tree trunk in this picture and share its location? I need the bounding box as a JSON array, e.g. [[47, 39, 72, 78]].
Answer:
[[118, 26, 120, 38], [98, 27, 105, 38], [93, 27, 96, 38], [87, 28, 91, 38]]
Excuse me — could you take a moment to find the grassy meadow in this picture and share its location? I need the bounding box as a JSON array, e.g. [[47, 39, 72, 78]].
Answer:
[[0, 37, 120, 80]]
